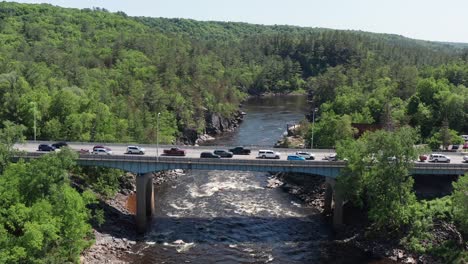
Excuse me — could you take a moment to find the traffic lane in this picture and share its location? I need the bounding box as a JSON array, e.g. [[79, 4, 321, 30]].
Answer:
[[14, 143, 468, 163]]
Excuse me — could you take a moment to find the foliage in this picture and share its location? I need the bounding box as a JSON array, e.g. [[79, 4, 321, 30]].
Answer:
[[0, 121, 26, 173], [336, 127, 420, 229], [308, 112, 356, 148], [428, 128, 464, 150], [75, 166, 125, 198], [0, 149, 96, 263], [452, 173, 468, 233]]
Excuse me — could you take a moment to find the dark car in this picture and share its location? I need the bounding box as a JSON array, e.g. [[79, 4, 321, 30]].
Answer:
[[213, 150, 233, 158], [52, 141, 68, 149], [38, 144, 55, 152], [200, 152, 221, 158], [228, 146, 251, 155]]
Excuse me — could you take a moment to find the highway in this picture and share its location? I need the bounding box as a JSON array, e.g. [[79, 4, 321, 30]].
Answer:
[[13, 141, 468, 163]]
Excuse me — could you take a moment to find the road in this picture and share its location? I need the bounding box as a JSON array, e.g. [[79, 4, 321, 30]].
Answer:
[[14, 141, 468, 163]]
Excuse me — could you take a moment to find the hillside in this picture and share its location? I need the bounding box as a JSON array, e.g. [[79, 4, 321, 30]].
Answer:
[[0, 2, 466, 144]]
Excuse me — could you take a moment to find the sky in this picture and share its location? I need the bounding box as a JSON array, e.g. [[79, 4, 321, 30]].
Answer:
[[11, 0, 468, 43]]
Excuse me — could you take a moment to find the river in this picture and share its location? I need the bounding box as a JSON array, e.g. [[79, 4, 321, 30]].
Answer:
[[127, 95, 335, 263]]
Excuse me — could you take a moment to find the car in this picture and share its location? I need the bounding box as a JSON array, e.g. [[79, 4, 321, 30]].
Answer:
[[257, 150, 281, 159], [163, 147, 186, 156], [287, 155, 306, 161], [200, 152, 221, 158], [213, 150, 233, 158], [295, 151, 315, 160], [78, 149, 90, 155], [450, 145, 460, 152], [463, 155, 468, 163], [38, 144, 55, 152], [418, 155, 428, 162], [93, 145, 112, 152], [428, 154, 450, 163], [126, 146, 145, 155], [52, 141, 68, 149], [323, 153, 337, 161], [92, 148, 112, 155], [462, 135, 468, 141], [228, 146, 251, 155]]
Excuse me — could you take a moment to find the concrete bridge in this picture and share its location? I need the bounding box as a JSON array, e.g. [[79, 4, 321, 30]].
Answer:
[[14, 152, 468, 232]]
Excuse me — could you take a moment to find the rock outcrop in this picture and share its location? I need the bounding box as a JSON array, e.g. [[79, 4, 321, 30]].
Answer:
[[204, 111, 243, 135], [177, 110, 244, 145]]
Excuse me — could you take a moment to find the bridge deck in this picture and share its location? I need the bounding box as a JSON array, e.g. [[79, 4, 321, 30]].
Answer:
[[13, 152, 468, 177]]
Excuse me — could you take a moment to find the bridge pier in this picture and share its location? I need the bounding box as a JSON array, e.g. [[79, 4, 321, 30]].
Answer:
[[324, 178, 334, 215], [324, 178, 343, 228], [136, 173, 155, 233]]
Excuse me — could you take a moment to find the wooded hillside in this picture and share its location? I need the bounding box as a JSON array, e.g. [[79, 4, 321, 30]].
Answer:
[[0, 2, 466, 144]]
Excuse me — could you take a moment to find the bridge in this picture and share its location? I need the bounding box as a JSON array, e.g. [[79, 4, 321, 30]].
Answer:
[[14, 152, 468, 232]]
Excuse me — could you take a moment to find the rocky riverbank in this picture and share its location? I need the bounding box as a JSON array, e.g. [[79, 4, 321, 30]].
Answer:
[[179, 110, 245, 145], [272, 172, 461, 264], [80, 170, 184, 264]]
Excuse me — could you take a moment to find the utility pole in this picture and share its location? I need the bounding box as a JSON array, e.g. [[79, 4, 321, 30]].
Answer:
[[156, 112, 160, 162], [311, 108, 318, 150], [31, 102, 37, 141]]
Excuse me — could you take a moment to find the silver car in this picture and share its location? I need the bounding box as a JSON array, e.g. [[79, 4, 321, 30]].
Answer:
[[92, 148, 113, 155], [295, 151, 315, 160], [126, 146, 145, 155]]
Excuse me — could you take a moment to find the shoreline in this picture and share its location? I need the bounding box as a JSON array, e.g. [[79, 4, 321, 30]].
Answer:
[[80, 170, 184, 264]]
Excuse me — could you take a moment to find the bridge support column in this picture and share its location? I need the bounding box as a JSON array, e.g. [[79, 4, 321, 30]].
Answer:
[[333, 189, 344, 228], [324, 178, 343, 228], [324, 178, 334, 215], [136, 173, 155, 233]]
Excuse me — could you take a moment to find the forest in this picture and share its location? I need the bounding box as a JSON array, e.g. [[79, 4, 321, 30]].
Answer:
[[0, 2, 466, 145]]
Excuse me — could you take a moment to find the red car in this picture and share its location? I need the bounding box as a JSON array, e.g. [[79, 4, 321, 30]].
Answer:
[[419, 155, 428, 162], [163, 147, 186, 156]]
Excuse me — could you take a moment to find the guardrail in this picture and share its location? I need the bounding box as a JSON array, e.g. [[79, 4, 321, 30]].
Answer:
[[13, 152, 468, 170], [14, 152, 345, 168]]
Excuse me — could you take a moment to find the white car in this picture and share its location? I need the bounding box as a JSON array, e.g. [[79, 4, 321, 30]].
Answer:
[[126, 146, 145, 155], [323, 153, 337, 161], [463, 155, 468, 163], [257, 150, 281, 159], [295, 151, 315, 160], [428, 154, 450, 163], [92, 148, 113, 155]]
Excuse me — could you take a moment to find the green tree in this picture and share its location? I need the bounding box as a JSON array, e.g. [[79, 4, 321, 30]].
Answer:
[[0, 149, 95, 263], [452, 173, 468, 233], [336, 127, 420, 229]]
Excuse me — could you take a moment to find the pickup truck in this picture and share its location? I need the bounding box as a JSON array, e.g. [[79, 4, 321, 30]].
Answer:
[[228, 146, 251, 155], [163, 147, 186, 156]]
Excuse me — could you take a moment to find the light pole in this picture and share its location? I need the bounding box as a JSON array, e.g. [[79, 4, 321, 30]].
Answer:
[[31, 102, 37, 141], [156, 112, 160, 162], [311, 108, 318, 150]]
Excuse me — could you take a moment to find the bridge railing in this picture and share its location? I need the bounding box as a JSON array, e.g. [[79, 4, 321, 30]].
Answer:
[[13, 152, 468, 171], [13, 151, 346, 168]]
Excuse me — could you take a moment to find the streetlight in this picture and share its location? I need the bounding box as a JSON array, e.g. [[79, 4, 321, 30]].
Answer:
[[156, 112, 160, 162], [30, 102, 37, 141], [311, 108, 318, 150]]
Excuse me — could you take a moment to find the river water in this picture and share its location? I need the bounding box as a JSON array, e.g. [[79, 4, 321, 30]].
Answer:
[[128, 95, 335, 263]]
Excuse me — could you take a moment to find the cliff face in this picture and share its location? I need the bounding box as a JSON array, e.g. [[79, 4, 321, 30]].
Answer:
[[178, 111, 244, 145], [205, 111, 243, 135]]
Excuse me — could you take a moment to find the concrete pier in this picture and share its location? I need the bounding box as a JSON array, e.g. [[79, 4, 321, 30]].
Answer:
[[324, 178, 343, 228], [136, 173, 155, 233], [324, 178, 334, 215]]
